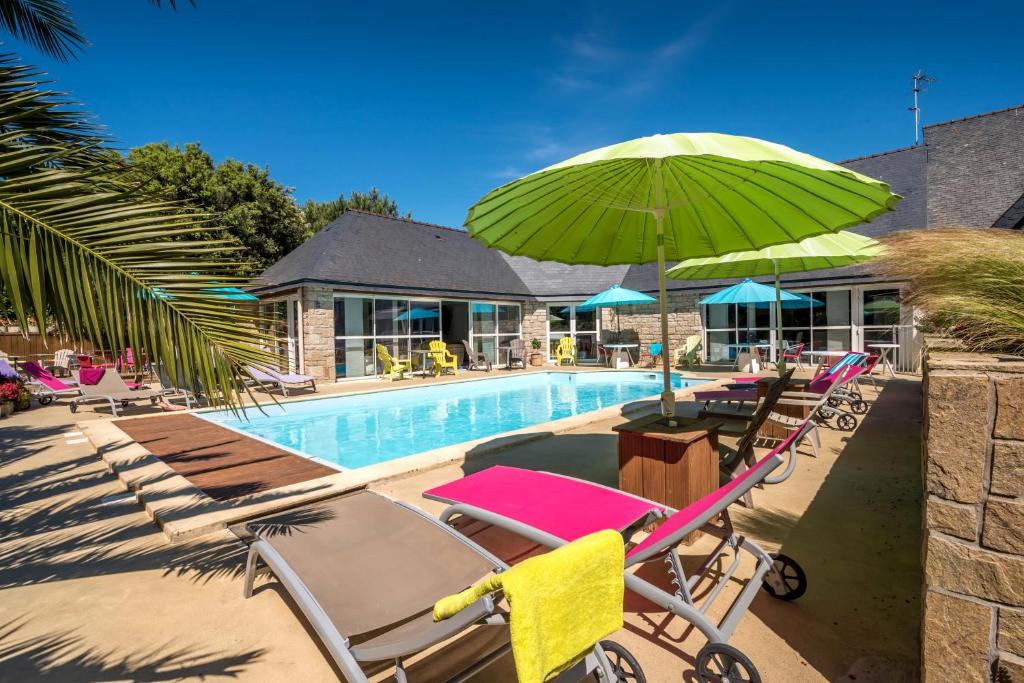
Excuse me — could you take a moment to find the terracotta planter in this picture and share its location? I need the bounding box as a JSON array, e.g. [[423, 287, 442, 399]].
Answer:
[[0, 401, 12, 417], [529, 352, 544, 367]]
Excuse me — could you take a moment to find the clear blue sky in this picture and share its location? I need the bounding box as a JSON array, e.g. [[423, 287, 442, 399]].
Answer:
[[27, 0, 1024, 227]]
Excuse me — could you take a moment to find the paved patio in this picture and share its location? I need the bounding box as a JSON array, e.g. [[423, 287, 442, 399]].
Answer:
[[0, 368, 922, 681]]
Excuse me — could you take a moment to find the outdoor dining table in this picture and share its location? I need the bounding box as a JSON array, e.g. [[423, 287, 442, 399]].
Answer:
[[725, 342, 766, 372], [604, 343, 638, 368], [867, 342, 900, 377], [412, 349, 433, 377]]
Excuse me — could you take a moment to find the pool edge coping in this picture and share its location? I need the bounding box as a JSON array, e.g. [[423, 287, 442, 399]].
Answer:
[[80, 373, 728, 543]]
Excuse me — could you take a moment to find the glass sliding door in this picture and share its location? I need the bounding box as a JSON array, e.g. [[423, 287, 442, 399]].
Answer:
[[547, 304, 601, 364], [861, 288, 904, 368], [333, 295, 442, 379], [471, 302, 520, 365]]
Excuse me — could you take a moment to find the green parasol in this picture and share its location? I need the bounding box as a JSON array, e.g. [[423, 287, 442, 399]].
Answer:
[[466, 133, 898, 418], [667, 231, 886, 374]]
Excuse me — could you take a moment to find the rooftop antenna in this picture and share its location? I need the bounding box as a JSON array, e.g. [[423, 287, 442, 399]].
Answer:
[[909, 70, 936, 145]]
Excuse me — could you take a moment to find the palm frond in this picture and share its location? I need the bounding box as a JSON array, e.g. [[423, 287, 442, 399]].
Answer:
[[0, 0, 85, 62], [0, 57, 281, 408]]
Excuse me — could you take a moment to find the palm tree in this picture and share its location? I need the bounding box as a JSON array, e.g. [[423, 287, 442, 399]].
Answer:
[[0, 57, 277, 406], [0, 1, 189, 63]]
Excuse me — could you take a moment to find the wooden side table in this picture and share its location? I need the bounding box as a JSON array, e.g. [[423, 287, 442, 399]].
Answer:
[[755, 376, 810, 441], [613, 415, 721, 545]]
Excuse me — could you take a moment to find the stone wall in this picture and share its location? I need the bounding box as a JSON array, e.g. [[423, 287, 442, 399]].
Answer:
[[921, 341, 1024, 681], [300, 286, 335, 381], [605, 292, 703, 356], [521, 302, 548, 358]]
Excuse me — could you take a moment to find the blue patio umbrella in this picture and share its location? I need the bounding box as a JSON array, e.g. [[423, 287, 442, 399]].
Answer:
[[754, 292, 824, 309], [395, 308, 440, 321], [699, 278, 806, 306], [147, 286, 257, 301], [579, 284, 656, 333]]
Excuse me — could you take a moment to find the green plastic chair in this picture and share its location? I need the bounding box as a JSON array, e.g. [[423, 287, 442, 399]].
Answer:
[[554, 337, 576, 366], [428, 340, 458, 377], [674, 335, 703, 368], [376, 344, 412, 381]]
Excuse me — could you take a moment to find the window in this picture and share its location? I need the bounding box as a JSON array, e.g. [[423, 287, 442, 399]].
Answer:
[[333, 295, 440, 379], [471, 302, 520, 364], [546, 304, 600, 363]]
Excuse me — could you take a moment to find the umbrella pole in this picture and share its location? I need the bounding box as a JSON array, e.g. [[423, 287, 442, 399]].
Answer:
[[775, 259, 786, 377], [655, 210, 674, 422]]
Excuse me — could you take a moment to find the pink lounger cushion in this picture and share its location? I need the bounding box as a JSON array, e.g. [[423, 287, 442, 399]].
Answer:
[[423, 466, 663, 542], [693, 389, 757, 402]]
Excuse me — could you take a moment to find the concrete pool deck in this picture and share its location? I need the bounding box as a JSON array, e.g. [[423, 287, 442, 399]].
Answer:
[[0, 368, 923, 681], [77, 367, 725, 542]]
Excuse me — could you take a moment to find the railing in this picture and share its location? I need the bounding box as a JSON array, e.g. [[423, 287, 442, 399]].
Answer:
[[863, 324, 921, 374]]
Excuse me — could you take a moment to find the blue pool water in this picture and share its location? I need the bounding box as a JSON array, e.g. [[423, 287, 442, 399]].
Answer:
[[199, 371, 708, 470]]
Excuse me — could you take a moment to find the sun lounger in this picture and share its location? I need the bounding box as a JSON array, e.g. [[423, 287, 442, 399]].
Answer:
[[70, 367, 160, 415], [242, 490, 644, 683], [246, 365, 317, 397], [423, 424, 812, 683], [18, 360, 80, 406]]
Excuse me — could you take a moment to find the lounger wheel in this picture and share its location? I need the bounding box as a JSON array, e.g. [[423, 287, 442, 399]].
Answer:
[[69, 401, 78, 413], [851, 399, 869, 414], [37, 395, 53, 406], [827, 396, 841, 408], [121, 399, 131, 409], [761, 553, 807, 601], [695, 643, 761, 683], [836, 413, 857, 431], [599, 640, 645, 682]]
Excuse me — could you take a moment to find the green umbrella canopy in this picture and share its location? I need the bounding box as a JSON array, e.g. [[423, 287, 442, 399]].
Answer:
[[466, 133, 899, 266], [668, 231, 885, 375], [665, 231, 885, 280], [465, 133, 899, 417]]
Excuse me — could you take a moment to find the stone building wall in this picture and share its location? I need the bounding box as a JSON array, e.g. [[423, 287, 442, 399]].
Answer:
[[606, 292, 704, 356], [300, 286, 335, 381], [921, 342, 1024, 681]]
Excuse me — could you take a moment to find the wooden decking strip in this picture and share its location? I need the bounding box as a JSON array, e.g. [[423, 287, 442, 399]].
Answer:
[[114, 414, 335, 501]]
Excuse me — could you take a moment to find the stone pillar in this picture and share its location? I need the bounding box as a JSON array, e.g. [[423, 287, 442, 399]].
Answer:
[[300, 286, 335, 381], [520, 302, 548, 362], [921, 343, 1024, 682]]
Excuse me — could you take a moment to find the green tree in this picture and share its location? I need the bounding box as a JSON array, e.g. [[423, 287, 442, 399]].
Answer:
[[302, 187, 410, 234], [125, 142, 309, 274]]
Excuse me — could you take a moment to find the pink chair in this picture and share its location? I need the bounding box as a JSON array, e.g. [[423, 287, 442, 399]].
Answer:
[[424, 423, 814, 683], [782, 342, 805, 369], [19, 361, 80, 405]]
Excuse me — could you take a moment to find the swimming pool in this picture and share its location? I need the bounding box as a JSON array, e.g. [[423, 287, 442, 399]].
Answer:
[[199, 371, 708, 470]]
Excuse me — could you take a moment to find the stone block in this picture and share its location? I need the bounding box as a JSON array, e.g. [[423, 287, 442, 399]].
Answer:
[[925, 373, 991, 503], [922, 590, 992, 683], [1001, 609, 1024, 658], [996, 378, 1024, 440], [993, 441, 1024, 498], [984, 499, 1024, 554], [927, 497, 978, 540], [997, 653, 1024, 683], [926, 535, 1024, 604]]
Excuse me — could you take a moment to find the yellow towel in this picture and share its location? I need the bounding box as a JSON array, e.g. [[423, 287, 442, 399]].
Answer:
[[434, 529, 624, 683]]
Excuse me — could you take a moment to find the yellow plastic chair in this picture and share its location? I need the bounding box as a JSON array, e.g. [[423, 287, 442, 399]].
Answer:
[[376, 344, 412, 381], [554, 337, 576, 366], [428, 340, 458, 377], [674, 334, 703, 368]]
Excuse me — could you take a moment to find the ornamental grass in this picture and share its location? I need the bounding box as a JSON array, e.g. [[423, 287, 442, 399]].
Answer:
[[877, 227, 1024, 356]]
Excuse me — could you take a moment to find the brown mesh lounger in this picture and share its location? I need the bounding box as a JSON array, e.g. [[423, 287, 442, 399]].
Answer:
[[243, 491, 643, 682]]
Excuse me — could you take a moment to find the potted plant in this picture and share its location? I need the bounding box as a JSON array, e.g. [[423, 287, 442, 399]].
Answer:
[[0, 381, 20, 417], [529, 338, 544, 366]]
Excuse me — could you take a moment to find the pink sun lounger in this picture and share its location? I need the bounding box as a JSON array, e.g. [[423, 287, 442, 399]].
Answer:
[[19, 360, 80, 406], [424, 423, 814, 681]]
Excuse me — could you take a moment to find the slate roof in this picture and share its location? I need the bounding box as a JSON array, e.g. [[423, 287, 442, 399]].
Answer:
[[254, 211, 532, 298]]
